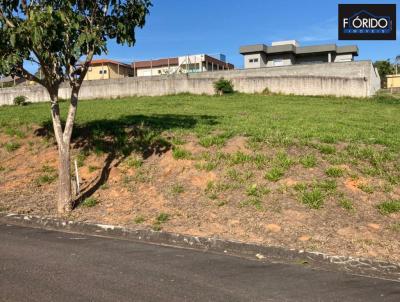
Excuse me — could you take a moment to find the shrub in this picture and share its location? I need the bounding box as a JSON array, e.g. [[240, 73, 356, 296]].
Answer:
[[13, 95, 27, 106], [262, 87, 272, 95], [213, 78, 234, 95]]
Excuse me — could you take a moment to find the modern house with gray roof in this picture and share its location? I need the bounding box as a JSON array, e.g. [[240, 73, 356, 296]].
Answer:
[[240, 40, 358, 69]]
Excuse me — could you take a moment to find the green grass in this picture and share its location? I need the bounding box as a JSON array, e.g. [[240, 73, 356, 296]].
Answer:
[[156, 212, 170, 223], [171, 183, 185, 195], [274, 152, 294, 169], [357, 183, 374, 194], [299, 154, 317, 168], [239, 197, 263, 210], [317, 179, 337, 192], [246, 184, 270, 197], [134, 215, 145, 224], [194, 161, 217, 171], [81, 197, 98, 207], [339, 198, 354, 211], [301, 188, 324, 209], [317, 144, 336, 155], [4, 141, 21, 152], [198, 132, 231, 147], [0, 94, 399, 150], [35, 165, 58, 185], [229, 151, 252, 165], [4, 127, 26, 138], [41, 164, 56, 174], [88, 165, 100, 173], [265, 167, 285, 182], [172, 146, 192, 160], [152, 212, 170, 231], [125, 156, 143, 168], [376, 200, 400, 215], [76, 152, 87, 167], [325, 166, 344, 178]]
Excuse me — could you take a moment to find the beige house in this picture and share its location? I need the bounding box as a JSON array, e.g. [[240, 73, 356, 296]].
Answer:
[[386, 74, 400, 88], [85, 59, 133, 81]]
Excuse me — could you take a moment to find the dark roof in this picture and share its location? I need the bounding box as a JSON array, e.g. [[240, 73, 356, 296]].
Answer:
[[240, 44, 358, 56], [132, 58, 179, 69], [204, 55, 234, 69]]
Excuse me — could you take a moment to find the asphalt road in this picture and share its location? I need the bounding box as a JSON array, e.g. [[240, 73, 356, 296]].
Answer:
[[0, 224, 399, 302]]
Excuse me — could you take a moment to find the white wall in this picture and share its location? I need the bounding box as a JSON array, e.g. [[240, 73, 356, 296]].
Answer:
[[0, 61, 381, 106], [265, 54, 295, 67], [136, 66, 180, 77], [243, 53, 267, 69], [334, 53, 354, 62]]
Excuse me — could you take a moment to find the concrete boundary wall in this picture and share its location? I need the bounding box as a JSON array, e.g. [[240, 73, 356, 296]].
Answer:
[[0, 61, 380, 106]]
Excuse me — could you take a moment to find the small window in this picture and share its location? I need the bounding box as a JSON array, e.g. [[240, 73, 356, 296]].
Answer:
[[249, 59, 254, 63], [103, 70, 107, 74], [249, 58, 259, 63], [99, 69, 107, 74], [254, 58, 259, 63]]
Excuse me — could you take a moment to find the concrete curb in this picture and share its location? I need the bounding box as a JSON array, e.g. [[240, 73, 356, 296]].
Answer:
[[1, 212, 399, 281]]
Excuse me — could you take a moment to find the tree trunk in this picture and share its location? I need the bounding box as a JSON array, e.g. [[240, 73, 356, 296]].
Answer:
[[57, 86, 80, 213], [57, 142, 72, 213], [49, 89, 73, 214]]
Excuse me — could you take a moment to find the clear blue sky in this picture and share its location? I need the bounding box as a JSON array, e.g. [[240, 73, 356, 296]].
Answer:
[[97, 0, 399, 68], [21, 0, 399, 72]]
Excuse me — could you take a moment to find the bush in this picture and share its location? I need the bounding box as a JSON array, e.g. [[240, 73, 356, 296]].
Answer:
[[213, 78, 234, 95], [13, 95, 27, 106]]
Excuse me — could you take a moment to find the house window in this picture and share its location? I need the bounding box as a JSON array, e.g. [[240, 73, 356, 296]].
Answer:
[[99, 69, 107, 74], [249, 58, 259, 63]]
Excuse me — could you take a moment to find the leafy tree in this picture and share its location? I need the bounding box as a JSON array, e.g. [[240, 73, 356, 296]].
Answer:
[[373, 60, 395, 88], [0, 1, 151, 214]]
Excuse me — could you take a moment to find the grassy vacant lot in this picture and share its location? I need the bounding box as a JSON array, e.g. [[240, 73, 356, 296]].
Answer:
[[0, 93, 399, 262]]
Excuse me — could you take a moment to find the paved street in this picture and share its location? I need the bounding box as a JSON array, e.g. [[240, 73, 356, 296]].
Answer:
[[0, 224, 399, 302]]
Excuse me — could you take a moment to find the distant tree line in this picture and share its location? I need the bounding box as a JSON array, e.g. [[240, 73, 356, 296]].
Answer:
[[374, 59, 398, 88]]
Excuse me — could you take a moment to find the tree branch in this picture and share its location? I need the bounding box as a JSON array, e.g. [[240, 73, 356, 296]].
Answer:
[[16, 66, 46, 87], [77, 49, 95, 85], [0, 8, 16, 28], [62, 48, 95, 146]]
